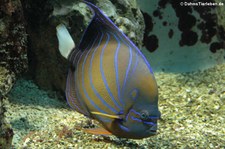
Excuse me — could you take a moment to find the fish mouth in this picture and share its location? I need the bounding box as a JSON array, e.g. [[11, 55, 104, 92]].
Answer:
[[147, 124, 157, 134], [149, 129, 157, 134]]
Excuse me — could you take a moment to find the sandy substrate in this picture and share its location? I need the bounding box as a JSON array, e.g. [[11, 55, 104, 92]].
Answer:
[[4, 63, 225, 148]]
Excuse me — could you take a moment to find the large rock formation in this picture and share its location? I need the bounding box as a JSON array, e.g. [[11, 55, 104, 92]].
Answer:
[[21, 0, 145, 92], [0, 0, 28, 148]]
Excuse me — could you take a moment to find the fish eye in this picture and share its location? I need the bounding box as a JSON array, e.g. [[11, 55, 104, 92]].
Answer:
[[140, 111, 148, 120]]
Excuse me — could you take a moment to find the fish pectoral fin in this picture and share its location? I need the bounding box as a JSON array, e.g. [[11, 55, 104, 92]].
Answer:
[[83, 127, 112, 135], [91, 111, 122, 119]]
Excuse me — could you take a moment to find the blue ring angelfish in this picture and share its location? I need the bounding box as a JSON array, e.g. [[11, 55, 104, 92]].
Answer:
[[56, 0, 160, 139]]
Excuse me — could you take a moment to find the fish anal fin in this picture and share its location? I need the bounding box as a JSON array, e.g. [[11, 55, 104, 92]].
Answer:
[[83, 127, 112, 135]]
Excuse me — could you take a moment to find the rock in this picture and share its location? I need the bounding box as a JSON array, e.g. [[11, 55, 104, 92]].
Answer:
[[22, 0, 145, 92], [0, 67, 15, 97], [0, 0, 28, 95], [215, 0, 225, 28], [0, 0, 28, 148], [0, 0, 28, 78], [0, 96, 14, 149]]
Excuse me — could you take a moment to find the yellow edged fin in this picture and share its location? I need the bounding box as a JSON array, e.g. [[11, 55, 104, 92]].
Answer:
[[91, 111, 121, 119], [83, 127, 112, 135]]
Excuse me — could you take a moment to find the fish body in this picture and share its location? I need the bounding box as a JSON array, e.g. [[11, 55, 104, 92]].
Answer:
[[56, 1, 160, 139]]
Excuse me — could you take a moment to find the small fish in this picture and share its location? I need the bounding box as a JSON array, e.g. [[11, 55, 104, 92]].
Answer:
[[56, 1, 160, 139]]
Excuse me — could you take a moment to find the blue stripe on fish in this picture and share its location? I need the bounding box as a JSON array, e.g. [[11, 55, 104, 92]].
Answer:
[[143, 121, 155, 126], [66, 38, 100, 117], [56, 1, 160, 139], [74, 51, 91, 116], [66, 70, 85, 114], [96, 15, 140, 104], [131, 116, 142, 123], [81, 31, 107, 114], [73, 50, 81, 66], [119, 124, 130, 132], [93, 18, 124, 107], [113, 33, 124, 107], [121, 40, 132, 94], [86, 29, 115, 123], [73, 35, 100, 117], [99, 32, 122, 112], [130, 51, 139, 76], [90, 32, 118, 113], [87, 2, 154, 74]]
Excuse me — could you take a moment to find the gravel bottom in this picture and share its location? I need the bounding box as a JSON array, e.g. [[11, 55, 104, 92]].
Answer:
[[4, 63, 225, 148]]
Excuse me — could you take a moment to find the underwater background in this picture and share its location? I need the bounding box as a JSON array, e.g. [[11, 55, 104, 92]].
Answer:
[[0, 0, 225, 148]]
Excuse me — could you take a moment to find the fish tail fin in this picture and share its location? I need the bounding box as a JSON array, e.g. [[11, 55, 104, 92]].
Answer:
[[56, 24, 75, 59]]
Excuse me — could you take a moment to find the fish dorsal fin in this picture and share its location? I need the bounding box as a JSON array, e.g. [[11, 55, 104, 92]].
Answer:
[[78, 1, 133, 51], [66, 69, 91, 117]]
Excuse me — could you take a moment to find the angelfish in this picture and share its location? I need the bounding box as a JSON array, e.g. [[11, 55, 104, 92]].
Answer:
[[56, 1, 160, 139]]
